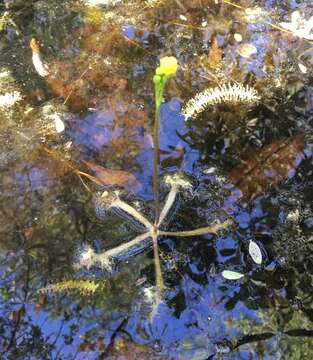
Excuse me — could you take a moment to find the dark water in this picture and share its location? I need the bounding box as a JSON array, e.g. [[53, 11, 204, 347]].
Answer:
[[1, 0, 313, 358]]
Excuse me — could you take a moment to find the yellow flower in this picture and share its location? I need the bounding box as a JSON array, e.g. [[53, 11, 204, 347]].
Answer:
[[155, 56, 178, 77]]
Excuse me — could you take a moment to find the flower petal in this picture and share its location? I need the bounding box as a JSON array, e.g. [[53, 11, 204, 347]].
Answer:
[[156, 56, 178, 77]]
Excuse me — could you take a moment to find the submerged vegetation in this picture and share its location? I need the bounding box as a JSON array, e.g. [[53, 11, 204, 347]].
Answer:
[[40, 279, 100, 295], [1, 0, 313, 358]]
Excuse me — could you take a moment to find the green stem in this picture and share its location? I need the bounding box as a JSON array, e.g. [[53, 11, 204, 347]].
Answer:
[[153, 103, 161, 225], [152, 74, 166, 302], [153, 81, 164, 225]]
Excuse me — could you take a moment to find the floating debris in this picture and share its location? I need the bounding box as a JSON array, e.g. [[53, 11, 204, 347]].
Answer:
[[234, 33, 243, 42], [286, 209, 300, 224], [221, 270, 244, 280], [163, 172, 192, 190], [0, 67, 23, 110], [145, 0, 166, 8], [279, 11, 313, 40], [182, 83, 260, 120], [29, 38, 50, 77], [83, 0, 120, 5], [248, 240, 262, 265], [244, 7, 265, 23], [203, 167, 217, 175], [237, 43, 257, 58], [298, 63, 307, 74], [0, 91, 22, 108], [34, 101, 71, 138], [52, 115, 65, 133], [83, 160, 141, 192]]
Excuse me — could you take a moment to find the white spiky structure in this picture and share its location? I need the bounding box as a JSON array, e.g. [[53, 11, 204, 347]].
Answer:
[[182, 83, 260, 120]]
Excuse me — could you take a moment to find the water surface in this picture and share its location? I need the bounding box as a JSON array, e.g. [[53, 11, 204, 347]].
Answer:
[[1, 0, 313, 358]]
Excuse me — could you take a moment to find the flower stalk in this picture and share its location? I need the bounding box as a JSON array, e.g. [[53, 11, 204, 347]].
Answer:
[[152, 56, 178, 225], [152, 57, 178, 298]]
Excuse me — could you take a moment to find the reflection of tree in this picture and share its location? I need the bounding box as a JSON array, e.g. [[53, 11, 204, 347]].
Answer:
[[226, 308, 313, 358], [0, 250, 141, 358], [1, 0, 313, 359], [0, 252, 55, 358]]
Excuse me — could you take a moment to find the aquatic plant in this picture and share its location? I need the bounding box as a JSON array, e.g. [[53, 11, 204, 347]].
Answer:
[[182, 83, 260, 120], [152, 56, 179, 223], [33, 55, 231, 302], [39, 279, 99, 295], [77, 174, 231, 268], [75, 57, 232, 300]]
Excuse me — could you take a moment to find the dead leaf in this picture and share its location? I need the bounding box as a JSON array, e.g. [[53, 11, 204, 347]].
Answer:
[[9, 311, 19, 322], [83, 160, 141, 192], [249, 240, 262, 264], [208, 36, 221, 68], [9, 305, 25, 322], [34, 295, 47, 313]]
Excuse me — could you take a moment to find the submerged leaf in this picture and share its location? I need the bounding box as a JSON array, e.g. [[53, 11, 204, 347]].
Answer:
[[249, 240, 262, 264], [228, 133, 304, 200], [222, 270, 244, 280], [83, 160, 141, 191]]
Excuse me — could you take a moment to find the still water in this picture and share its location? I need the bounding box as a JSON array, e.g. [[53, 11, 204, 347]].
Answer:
[[1, 0, 313, 358]]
